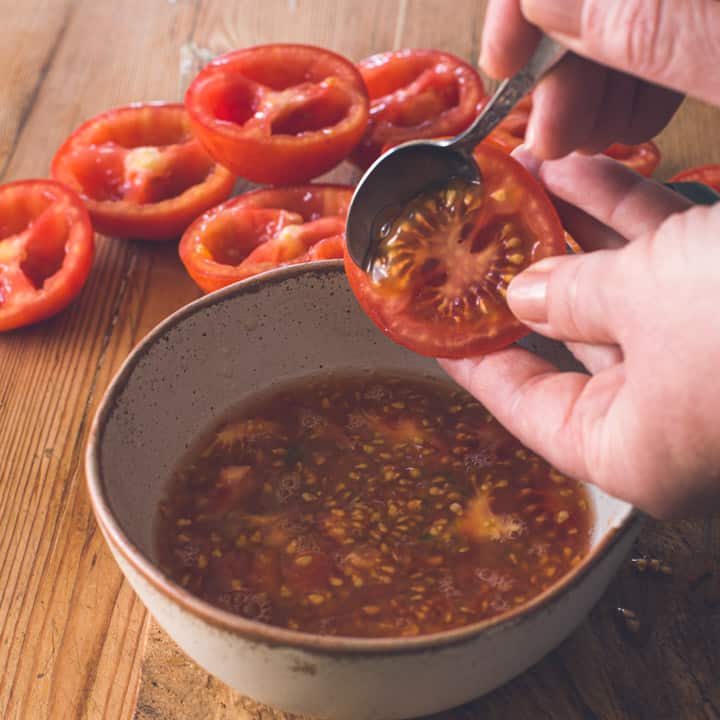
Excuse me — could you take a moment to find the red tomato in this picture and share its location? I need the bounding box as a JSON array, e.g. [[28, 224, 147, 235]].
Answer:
[[179, 185, 353, 293], [603, 142, 660, 177], [185, 44, 369, 184], [0, 180, 94, 331], [669, 164, 720, 193], [51, 103, 235, 240], [344, 144, 565, 358], [352, 49, 486, 169]]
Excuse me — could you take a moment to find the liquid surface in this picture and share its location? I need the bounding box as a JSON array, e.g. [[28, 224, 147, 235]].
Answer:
[[156, 373, 593, 638]]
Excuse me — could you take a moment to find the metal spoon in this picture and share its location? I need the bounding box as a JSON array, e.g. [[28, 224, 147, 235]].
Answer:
[[346, 36, 566, 271]]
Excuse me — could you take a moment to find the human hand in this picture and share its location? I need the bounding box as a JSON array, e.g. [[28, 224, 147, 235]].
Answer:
[[480, 0, 720, 158], [439, 148, 720, 518]]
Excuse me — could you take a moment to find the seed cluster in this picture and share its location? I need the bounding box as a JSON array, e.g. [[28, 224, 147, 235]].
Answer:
[[368, 177, 532, 324], [156, 373, 593, 638]]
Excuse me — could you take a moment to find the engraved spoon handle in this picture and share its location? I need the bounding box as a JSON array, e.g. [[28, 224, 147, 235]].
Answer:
[[450, 35, 566, 154]]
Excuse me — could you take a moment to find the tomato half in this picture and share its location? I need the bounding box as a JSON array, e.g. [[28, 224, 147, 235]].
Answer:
[[51, 103, 235, 240], [603, 142, 660, 177], [344, 144, 565, 358], [0, 180, 94, 331], [669, 165, 720, 194], [185, 44, 369, 185], [179, 185, 353, 293], [351, 49, 486, 170]]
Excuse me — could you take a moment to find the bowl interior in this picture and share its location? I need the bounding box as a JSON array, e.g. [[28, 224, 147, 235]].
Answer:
[[94, 262, 631, 576]]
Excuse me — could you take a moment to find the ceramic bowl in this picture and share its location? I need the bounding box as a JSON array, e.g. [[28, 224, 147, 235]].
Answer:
[[86, 261, 640, 720]]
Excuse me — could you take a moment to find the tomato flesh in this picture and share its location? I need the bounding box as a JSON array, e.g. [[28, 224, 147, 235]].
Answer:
[[0, 180, 94, 331], [352, 49, 486, 169], [51, 103, 235, 240], [345, 145, 565, 358], [179, 185, 353, 293], [185, 44, 369, 184]]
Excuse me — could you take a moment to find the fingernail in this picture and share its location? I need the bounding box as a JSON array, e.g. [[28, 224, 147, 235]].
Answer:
[[520, 0, 583, 37], [507, 269, 551, 323], [511, 144, 543, 178]]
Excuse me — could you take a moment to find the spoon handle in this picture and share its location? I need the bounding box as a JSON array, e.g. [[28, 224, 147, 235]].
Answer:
[[450, 35, 566, 154]]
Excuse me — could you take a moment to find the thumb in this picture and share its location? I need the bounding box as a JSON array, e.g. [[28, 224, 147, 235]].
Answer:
[[508, 251, 620, 344], [520, 0, 720, 106]]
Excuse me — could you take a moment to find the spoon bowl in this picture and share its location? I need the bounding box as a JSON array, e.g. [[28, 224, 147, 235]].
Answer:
[[346, 140, 479, 270]]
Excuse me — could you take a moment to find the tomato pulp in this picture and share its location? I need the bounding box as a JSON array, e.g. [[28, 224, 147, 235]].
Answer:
[[345, 144, 565, 358], [51, 103, 235, 240], [0, 180, 94, 331]]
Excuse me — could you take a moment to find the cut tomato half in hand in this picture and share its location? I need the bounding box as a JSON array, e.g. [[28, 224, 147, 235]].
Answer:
[[344, 144, 565, 359], [0, 180, 94, 331], [185, 44, 369, 184], [179, 185, 353, 293], [352, 49, 486, 170], [669, 164, 720, 194], [51, 103, 235, 240]]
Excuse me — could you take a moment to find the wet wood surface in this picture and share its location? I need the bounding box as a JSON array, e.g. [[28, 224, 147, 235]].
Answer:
[[0, 2, 718, 719]]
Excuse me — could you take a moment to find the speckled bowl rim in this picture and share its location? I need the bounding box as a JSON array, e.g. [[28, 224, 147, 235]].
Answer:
[[86, 260, 642, 656]]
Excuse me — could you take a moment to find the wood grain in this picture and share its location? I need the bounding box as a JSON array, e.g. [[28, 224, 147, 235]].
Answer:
[[0, 2, 719, 720]]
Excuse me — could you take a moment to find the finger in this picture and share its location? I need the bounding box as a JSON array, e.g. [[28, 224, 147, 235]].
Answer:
[[537, 153, 693, 239], [565, 341, 623, 374], [520, 0, 720, 106], [628, 81, 684, 141], [575, 70, 637, 155], [525, 54, 607, 159], [580, 76, 683, 153], [507, 252, 620, 344], [438, 349, 626, 484], [481, 0, 541, 78], [550, 196, 626, 251]]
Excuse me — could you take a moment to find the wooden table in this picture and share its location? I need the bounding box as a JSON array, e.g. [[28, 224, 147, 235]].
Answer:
[[1, 2, 719, 719]]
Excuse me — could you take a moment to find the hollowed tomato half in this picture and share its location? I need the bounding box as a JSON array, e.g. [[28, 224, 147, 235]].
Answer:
[[51, 103, 235, 240], [0, 180, 94, 331], [185, 44, 369, 184], [179, 184, 353, 293]]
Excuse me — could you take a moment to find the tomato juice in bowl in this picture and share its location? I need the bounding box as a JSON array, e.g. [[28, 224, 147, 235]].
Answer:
[[86, 261, 639, 720]]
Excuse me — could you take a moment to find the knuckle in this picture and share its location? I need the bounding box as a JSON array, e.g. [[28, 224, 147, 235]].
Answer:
[[622, 1, 673, 77], [589, 0, 675, 79]]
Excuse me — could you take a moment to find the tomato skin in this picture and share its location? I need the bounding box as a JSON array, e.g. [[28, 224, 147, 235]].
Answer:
[[179, 185, 353, 293], [352, 49, 486, 170], [669, 164, 720, 193], [185, 44, 369, 184], [51, 103, 235, 240], [0, 179, 94, 331], [345, 145, 565, 359]]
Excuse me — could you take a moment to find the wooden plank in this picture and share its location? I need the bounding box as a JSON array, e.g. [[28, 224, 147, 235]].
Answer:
[[0, 1, 202, 718], [0, 0, 75, 180]]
